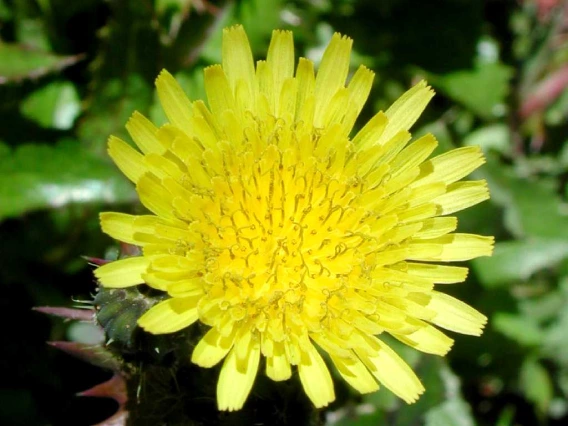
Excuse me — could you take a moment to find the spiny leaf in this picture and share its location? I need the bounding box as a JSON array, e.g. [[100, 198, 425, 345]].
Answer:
[[48, 341, 122, 371], [78, 373, 127, 405], [34, 306, 94, 321], [79, 374, 129, 426]]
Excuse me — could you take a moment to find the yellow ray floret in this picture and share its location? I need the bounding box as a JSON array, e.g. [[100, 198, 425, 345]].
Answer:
[[97, 24, 494, 411]]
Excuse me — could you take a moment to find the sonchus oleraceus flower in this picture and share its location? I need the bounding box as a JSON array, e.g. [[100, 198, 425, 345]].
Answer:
[[95, 25, 494, 411]]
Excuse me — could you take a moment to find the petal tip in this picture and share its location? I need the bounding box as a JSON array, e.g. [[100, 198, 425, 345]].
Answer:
[[155, 69, 174, 86]]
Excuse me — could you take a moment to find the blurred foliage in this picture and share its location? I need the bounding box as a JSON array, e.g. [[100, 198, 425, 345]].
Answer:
[[1, 0, 568, 424]]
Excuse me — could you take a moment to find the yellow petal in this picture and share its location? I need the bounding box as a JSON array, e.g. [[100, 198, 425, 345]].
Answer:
[[410, 234, 494, 261], [266, 340, 292, 381], [331, 353, 379, 394], [217, 337, 260, 411], [190, 102, 222, 149], [377, 129, 413, 165], [192, 326, 236, 368], [357, 337, 424, 403], [256, 60, 275, 114], [267, 30, 294, 100], [100, 212, 138, 244], [136, 174, 176, 220], [344, 65, 375, 130], [428, 291, 487, 336], [131, 220, 184, 247], [277, 77, 298, 119], [351, 143, 385, 179], [412, 217, 457, 239], [314, 33, 352, 127], [142, 269, 180, 291], [222, 25, 255, 96], [380, 222, 423, 246], [235, 329, 254, 368], [413, 146, 485, 186], [144, 153, 184, 182], [406, 242, 443, 261], [404, 262, 468, 284], [319, 87, 350, 129], [394, 322, 454, 355], [107, 136, 146, 183], [126, 111, 165, 154], [371, 267, 434, 291], [310, 332, 353, 359], [138, 295, 200, 334], [380, 80, 434, 144], [390, 133, 438, 176], [374, 245, 410, 267], [406, 183, 447, 207], [95, 256, 150, 288], [150, 253, 198, 272], [166, 279, 203, 297], [433, 180, 490, 215], [102, 214, 183, 248], [382, 166, 421, 196], [352, 111, 388, 150], [155, 70, 194, 136], [298, 342, 335, 408], [397, 203, 439, 224], [169, 131, 203, 165], [204, 65, 235, 116], [295, 58, 315, 125]]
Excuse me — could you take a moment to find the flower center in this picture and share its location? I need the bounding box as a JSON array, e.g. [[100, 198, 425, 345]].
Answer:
[[191, 121, 385, 341]]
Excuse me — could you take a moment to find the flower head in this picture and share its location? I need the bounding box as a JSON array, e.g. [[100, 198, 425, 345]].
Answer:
[[95, 25, 493, 411]]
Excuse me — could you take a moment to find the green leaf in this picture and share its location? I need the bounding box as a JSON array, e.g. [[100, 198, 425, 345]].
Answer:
[[545, 82, 568, 126], [509, 179, 568, 239], [493, 313, 543, 346], [78, 74, 153, 151], [473, 239, 568, 287], [431, 60, 513, 119], [520, 358, 553, 414], [89, 0, 161, 86], [482, 157, 568, 239], [0, 43, 82, 84], [463, 124, 511, 154], [159, 0, 232, 71], [519, 289, 566, 324], [20, 81, 81, 130], [543, 287, 568, 365], [425, 398, 476, 426], [0, 140, 136, 221], [79, 0, 161, 152], [495, 406, 516, 426], [236, 0, 285, 48], [0, 0, 12, 21]]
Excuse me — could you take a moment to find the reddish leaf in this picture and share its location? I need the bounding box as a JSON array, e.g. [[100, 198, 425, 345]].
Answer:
[[48, 341, 121, 372], [83, 256, 111, 266], [520, 65, 568, 118], [79, 374, 129, 426], [34, 306, 94, 321]]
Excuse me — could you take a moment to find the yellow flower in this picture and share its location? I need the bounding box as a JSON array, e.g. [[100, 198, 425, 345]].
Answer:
[[95, 25, 493, 411]]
